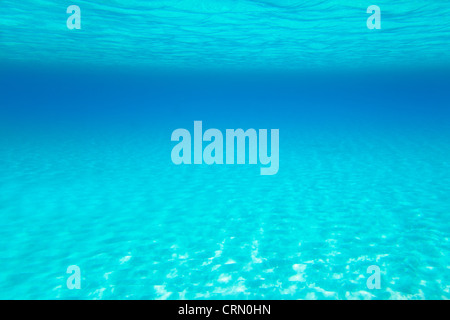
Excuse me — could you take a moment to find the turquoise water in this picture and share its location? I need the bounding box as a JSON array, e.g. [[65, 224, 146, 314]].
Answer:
[[1, 1, 450, 300], [1, 1, 450, 69]]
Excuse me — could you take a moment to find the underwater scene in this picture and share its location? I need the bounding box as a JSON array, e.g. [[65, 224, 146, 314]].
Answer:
[[0, 1, 449, 300]]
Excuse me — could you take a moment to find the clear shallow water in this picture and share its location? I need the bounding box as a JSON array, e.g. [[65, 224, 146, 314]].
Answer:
[[0, 1, 450, 300], [1, 73, 449, 299]]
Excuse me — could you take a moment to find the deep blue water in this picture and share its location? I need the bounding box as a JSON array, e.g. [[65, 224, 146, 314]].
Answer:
[[0, 1, 449, 300]]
